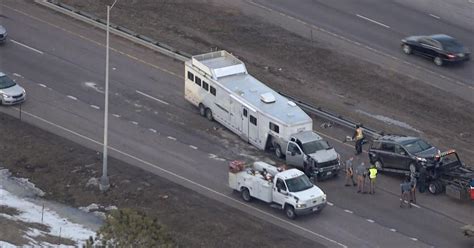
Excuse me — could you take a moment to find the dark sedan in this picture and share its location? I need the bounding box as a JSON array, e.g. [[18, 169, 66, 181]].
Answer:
[[401, 34, 470, 66]]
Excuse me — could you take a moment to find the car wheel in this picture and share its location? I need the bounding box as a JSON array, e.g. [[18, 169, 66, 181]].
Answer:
[[285, 205, 296, 220], [428, 180, 444, 194], [375, 160, 383, 170], [275, 144, 283, 158], [409, 163, 417, 174], [241, 188, 251, 202], [205, 108, 213, 121], [199, 104, 206, 117], [402, 44, 412, 54], [434, 56, 443, 66]]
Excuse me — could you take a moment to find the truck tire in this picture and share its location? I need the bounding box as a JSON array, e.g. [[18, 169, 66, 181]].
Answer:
[[241, 188, 252, 202], [199, 104, 206, 117], [428, 181, 444, 195], [275, 145, 283, 159], [205, 108, 213, 121], [284, 205, 296, 220]]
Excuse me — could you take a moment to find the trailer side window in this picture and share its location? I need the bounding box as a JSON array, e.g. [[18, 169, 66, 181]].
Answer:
[[210, 86, 216, 96], [187, 71, 194, 81], [243, 109, 248, 117], [250, 115, 257, 125], [269, 122, 279, 133], [195, 76, 201, 86], [202, 81, 209, 91]]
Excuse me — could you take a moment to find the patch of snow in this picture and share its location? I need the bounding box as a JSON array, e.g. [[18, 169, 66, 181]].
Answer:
[[86, 177, 99, 188], [105, 205, 118, 211], [356, 109, 421, 133], [0, 241, 17, 248], [79, 203, 100, 213]]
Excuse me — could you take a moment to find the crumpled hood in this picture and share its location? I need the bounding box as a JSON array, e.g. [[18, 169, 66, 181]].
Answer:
[[0, 84, 24, 96], [308, 148, 338, 163]]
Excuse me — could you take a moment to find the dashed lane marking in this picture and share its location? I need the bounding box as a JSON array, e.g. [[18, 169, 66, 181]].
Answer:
[[10, 39, 44, 55], [38, 83, 47, 88], [149, 128, 157, 133], [344, 209, 353, 214], [167, 136, 177, 141], [410, 237, 418, 241], [10, 108, 348, 248], [136, 90, 169, 105], [131, 121, 138, 125], [429, 14, 440, 19], [67, 95, 78, 101], [367, 219, 375, 223], [390, 228, 397, 232], [13, 73, 24, 78], [327, 202, 334, 206], [189, 145, 198, 150], [112, 114, 121, 118], [90, 105, 100, 110], [356, 14, 391, 29]]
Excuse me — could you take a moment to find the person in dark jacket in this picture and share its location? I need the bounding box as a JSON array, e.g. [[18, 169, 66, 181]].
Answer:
[[352, 124, 364, 155]]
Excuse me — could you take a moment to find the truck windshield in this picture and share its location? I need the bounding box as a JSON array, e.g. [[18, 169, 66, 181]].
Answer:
[[301, 140, 330, 154], [285, 175, 313, 192], [404, 139, 432, 154]]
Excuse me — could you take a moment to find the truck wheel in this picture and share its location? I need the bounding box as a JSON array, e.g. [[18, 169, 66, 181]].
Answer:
[[199, 104, 206, 117], [275, 145, 283, 158], [205, 108, 213, 121], [428, 181, 444, 195], [284, 205, 296, 220], [375, 160, 383, 170], [241, 188, 251, 202]]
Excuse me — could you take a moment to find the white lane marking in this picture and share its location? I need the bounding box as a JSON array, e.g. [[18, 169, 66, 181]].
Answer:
[[112, 114, 121, 118], [390, 228, 397, 232], [136, 90, 169, 105], [411, 203, 421, 209], [84, 82, 104, 93], [10, 39, 44, 54], [344, 209, 353, 214], [90, 105, 100, 110], [367, 219, 375, 223], [131, 121, 138, 125], [356, 14, 391, 29], [38, 83, 47, 88], [167, 136, 177, 141], [13, 73, 24, 78], [327, 202, 334, 206], [410, 237, 418, 241], [67, 95, 78, 101], [189, 145, 198, 150], [10, 108, 347, 248], [149, 128, 157, 133], [429, 14, 440, 19]]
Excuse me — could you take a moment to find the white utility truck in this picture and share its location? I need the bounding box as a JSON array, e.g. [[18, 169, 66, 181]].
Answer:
[[184, 50, 341, 180], [229, 161, 327, 219]]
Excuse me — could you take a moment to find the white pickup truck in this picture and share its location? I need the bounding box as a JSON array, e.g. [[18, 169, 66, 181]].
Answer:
[[229, 161, 327, 219]]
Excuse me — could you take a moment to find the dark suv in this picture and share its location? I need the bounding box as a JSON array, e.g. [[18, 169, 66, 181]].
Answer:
[[368, 135, 439, 173]]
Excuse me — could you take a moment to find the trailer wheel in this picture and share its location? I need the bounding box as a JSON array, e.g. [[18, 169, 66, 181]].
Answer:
[[205, 108, 213, 121], [284, 205, 296, 220], [241, 188, 252, 202], [428, 181, 444, 195], [275, 145, 283, 158], [199, 104, 206, 117]]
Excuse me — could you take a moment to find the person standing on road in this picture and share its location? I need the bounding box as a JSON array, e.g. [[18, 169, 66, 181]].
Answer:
[[356, 162, 366, 193], [369, 164, 377, 194], [410, 172, 417, 204], [344, 157, 356, 187], [352, 124, 365, 155], [400, 177, 412, 208]]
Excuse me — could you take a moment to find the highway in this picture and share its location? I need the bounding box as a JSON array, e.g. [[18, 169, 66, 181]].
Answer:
[[0, 0, 472, 247]]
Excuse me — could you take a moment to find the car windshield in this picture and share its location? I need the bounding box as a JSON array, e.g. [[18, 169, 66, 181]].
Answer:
[[0, 75, 16, 89], [285, 175, 313, 192], [301, 140, 330, 154], [436, 38, 464, 53], [404, 139, 432, 154]]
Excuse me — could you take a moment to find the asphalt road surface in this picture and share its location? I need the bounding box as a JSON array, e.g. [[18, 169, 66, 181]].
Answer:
[[0, 1, 472, 247]]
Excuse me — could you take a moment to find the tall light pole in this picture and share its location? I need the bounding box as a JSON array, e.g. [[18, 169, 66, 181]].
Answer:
[[100, 0, 118, 192]]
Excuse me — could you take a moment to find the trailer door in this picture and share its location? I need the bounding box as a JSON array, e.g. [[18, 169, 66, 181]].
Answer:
[[248, 110, 259, 145], [241, 107, 249, 142]]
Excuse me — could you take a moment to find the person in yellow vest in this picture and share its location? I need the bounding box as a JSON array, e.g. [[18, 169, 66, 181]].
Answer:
[[369, 164, 377, 194], [352, 124, 365, 155]]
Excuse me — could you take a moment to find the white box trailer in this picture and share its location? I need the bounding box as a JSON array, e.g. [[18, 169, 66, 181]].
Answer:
[[185, 51, 340, 179], [229, 161, 327, 219]]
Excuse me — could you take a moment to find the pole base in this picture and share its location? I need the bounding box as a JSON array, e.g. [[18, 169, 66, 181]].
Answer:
[[99, 176, 110, 192]]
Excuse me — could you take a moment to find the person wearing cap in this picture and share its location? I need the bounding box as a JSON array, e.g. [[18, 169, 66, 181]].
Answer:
[[344, 157, 356, 187]]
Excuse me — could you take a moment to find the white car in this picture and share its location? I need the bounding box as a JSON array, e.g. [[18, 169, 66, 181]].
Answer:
[[0, 72, 26, 105]]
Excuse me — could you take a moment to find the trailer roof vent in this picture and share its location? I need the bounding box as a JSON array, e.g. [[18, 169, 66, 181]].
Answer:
[[288, 101, 296, 107], [260, 92, 276, 103]]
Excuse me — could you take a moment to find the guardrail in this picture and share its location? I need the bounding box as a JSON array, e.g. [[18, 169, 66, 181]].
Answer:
[[37, 0, 384, 140]]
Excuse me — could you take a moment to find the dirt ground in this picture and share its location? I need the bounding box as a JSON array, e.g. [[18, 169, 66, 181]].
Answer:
[[0, 112, 319, 247], [59, 0, 474, 164]]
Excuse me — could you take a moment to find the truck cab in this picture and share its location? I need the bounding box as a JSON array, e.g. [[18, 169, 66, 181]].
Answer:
[[285, 131, 341, 180]]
